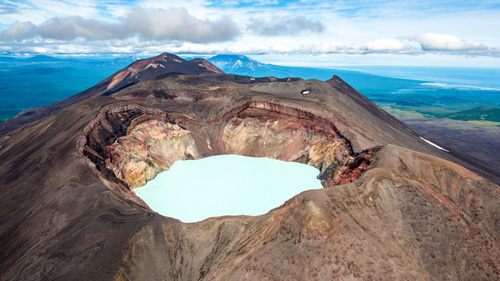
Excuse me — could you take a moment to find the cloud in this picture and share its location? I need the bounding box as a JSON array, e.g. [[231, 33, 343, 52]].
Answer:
[[3, 19, 499, 59], [209, 0, 280, 7], [362, 39, 421, 54], [248, 16, 323, 36], [0, 4, 18, 15], [307, 39, 421, 55], [411, 33, 489, 52], [125, 8, 239, 42], [1, 21, 37, 40], [287, 35, 499, 56], [37, 16, 125, 40], [309, 41, 350, 54], [308, 34, 499, 56], [0, 7, 239, 43]]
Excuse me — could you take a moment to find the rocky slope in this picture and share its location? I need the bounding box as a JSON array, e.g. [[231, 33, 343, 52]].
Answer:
[[0, 53, 499, 280]]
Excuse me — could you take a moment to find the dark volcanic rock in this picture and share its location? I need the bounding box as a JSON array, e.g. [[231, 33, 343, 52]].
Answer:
[[0, 53, 499, 280]]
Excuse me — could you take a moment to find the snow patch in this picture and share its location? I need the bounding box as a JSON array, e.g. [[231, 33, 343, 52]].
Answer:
[[419, 137, 449, 152]]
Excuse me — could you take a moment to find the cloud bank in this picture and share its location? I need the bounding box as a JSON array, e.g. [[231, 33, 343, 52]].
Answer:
[[412, 33, 491, 53], [306, 34, 500, 56], [1, 0, 500, 65], [2, 32, 499, 58], [37, 17, 125, 40], [1, 21, 37, 40], [248, 16, 324, 36], [125, 8, 238, 42], [0, 7, 239, 43]]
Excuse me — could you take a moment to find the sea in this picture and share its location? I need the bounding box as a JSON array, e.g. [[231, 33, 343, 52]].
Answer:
[[334, 65, 500, 91], [0, 58, 130, 121]]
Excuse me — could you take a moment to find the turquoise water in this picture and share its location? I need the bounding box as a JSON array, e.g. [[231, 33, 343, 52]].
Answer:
[[133, 155, 323, 223]]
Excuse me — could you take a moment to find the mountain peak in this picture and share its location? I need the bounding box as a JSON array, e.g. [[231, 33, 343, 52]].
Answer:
[[96, 53, 224, 96], [210, 54, 257, 63], [25, 55, 61, 62], [208, 54, 271, 74], [156, 52, 186, 62], [128, 52, 186, 70]]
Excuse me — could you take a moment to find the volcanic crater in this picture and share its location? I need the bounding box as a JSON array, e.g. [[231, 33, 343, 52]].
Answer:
[[80, 96, 376, 192], [1, 53, 499, 281]]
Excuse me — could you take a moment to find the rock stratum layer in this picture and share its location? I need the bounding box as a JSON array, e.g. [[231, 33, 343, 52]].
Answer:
[[0, 53, 499, 280]]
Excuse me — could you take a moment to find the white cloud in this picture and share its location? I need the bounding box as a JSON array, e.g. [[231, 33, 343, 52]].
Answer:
[[248, 16, 324, 36], [37, 16, 125, 40], [0, 7, 239, 43], [412, 33, 487, 51], [362, 39, 421, 53], [301, 39, 421, 55], [1, 1, 500, 61], [300, 34, 500, 56], [125, 8, 239, 42], [3, 33, 498, 59], [309, 41, 348, 54], [408, 33, 500, 55], [1, 20, 36, 40]]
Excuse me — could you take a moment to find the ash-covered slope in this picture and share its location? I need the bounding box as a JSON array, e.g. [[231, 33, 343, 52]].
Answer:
[[0, 53, 499, 280]]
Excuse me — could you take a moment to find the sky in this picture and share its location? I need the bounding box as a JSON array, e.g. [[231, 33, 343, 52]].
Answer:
[[1, 0, 500, 66]]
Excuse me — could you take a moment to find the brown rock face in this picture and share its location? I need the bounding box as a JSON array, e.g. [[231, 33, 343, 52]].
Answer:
[[81, 82, 379, 190], [0, 54, 499, 280]]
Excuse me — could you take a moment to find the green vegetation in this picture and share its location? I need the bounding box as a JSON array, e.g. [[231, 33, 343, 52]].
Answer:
[[444, 106, 500, 122]]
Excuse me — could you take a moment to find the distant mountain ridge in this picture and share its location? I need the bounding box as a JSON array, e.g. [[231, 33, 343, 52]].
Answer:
[[25, 55, 63, 62], [208, 54, 276, 75], [98, 56, 142, 67], [0, 55, 137, 64], [0, 55, 64, 63]]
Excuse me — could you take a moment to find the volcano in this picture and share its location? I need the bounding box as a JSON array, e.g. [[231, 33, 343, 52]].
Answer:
[[0, 53, 499, 280]]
